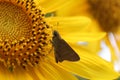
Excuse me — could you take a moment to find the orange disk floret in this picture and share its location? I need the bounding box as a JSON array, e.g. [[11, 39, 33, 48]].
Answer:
[[0, 0, 52, 70]]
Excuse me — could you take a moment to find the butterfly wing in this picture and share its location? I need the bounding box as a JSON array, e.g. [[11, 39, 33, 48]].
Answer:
[[53, 31, 80, 63]]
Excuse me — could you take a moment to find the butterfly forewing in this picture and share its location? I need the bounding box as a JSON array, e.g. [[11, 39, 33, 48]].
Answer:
[[52, 31, 80, 63]]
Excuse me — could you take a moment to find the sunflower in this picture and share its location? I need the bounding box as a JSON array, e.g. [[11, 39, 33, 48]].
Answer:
[[56, 0, 120, 79], [0, 0, 119, 80]]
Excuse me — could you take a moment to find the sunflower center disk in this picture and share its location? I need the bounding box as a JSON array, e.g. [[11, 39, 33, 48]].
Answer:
[[0, 1, 52, 69], [0, 2, 32, 41]]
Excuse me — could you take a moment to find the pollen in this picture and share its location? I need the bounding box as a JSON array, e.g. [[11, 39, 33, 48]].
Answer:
[[0, 0, 52, 70]]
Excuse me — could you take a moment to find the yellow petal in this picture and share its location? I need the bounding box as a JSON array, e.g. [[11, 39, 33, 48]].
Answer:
[[46, 16, 91, 36], [91, 79, 113, 80], [36, 60, 78, 80], [34, 0, 45, 4], [46, 16, 91, 31], [26, 67, 47, 80], [0, 66, 33, 80], [62, 32, 106, 44], [56, 0, 89, 17], [14, 67, 33, 80], [78, 40, 101, 54], [53, 45, 119, 79], [104, 36, 118, 63], [37, 0, 74, 13]]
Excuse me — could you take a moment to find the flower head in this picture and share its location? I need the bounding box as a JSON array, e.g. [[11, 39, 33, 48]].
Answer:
[[0, 0, 53, 70], [87, 0, 120, 32], [0, 0, 119, 80], [55, 0, 120, 79]]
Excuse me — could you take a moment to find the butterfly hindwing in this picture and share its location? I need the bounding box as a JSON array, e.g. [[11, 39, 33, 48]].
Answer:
[[52, 31, 80, 63]]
